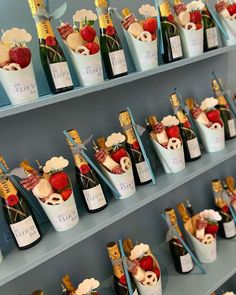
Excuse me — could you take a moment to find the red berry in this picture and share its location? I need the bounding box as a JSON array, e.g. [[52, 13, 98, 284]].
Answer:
[[111, 148, 128, 163], [80, 25, 96, 42], [206, 109, 223, 126], [143, 18, 158, 34], [227, 3, 236, 16], [80, 164, 90, 175], [132, 141, 140, 150], [85, 42, 100, 55], [205, 223, 219, 235], [49, 172, 69, 191], [196, 23, 203, 30], [9, 46, 31, 69], [221, 205, 229, 213], [45, 36, 57, 47], [190, 11, 202, 24], [166, 126, 180, 139], [139, 255, 153, 271], [153, 267, 161, 279], [119, 274, 127, 285], [61, 188, 72, 201], [183, 120, 191, 129], [106, 25, 116, 36], [167, 14, 174, 22], [152, 33, 157, 41], [6, 194, 19, 207]]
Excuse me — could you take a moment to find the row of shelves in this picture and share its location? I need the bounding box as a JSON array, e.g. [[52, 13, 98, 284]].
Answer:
[[1, 138, 236, 286]]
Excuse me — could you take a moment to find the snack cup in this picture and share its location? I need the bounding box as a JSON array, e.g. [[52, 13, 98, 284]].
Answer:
[[0, 62, 38, 105], [123, 29, 158, 71], [219, 15, 236, 46], [179, 26, 204, 58], [134, 256, 162, 295], [186, 231, 217, 263], [151, 138, 185, 174], [39, 191, 79, 232], [101, 166, 136, 199], [195, 121, 225, 153], [68, 48, 104, 86]]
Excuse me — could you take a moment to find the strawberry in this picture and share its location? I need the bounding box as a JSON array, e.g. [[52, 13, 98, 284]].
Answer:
[[80, 25, 96, 42], [152, 33, 157, 41], [61, 188, 72, 201], [111, 148, 128, 164], [153, 267, 161, 279], [143, 18, 158, 34], [205, 222, 219, 235], [227, 3, 236, 16], [190, 10, 202, 24], [9, 46, 31, 69], [49, 171, 69, 191], [139, 255, 153, 271], [196, 23, 202, 30], [206, 109, 223, 126], [85, 42, 100, 55], [119, 274, 127, 285], [166, 126, 180, 138]]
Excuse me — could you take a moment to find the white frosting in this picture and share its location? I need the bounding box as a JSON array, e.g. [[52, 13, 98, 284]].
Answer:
[[105, 132, 126, 148], [73, 9, 97, 22], [2, 28, 32, 45], [130, 243, 149, 260], [161, 115, 179, 127], [76, 278, 100, 295], [200, 209, 222, 221], [222, 292, 236, 295], [200, 97, 218, 111], [43, 156, 69, 173], [186, 0, 205, 12], [139, 4, 158, 17]]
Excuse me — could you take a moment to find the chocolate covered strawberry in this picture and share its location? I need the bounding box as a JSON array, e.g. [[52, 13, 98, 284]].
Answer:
[[205, 221, 219, 235], [111, 148, 128, 164], [206, 109, 223, 126], [143, 18, 158, 34], [153, 267, 161, 279], [190, 10, 202, 24], [80, 25, 96, 42], [166, 125, 181, 139], [227, 3, 236, 16], [85, 42, 100, 55], [9, 46, 31, 69], [49, 171, 69, 191], [61, 188, 72, 201], [139, 255, 153, 271]]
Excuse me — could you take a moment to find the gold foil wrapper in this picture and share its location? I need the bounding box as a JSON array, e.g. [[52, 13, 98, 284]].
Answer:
[[67, 129, 82, 146], [211, 179, 223, 193], [159, 1, 171, 17], [28, 0, 45, 15], [95, 0, 108, 8], [118, 110, 131, 127], [147, 115, 158, 127], [122, 8, 131, 18], [0, 155, 9, 176], [170, 93, 180, 108], [96, 137, 106, 149], [107, 241, 125, 279]]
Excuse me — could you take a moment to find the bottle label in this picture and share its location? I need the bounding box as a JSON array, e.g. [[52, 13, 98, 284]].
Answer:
[[187, 137, 201, 159], [79, 57, 103, 84], [83, 184, 106, 210], [180, 253, 193, 273], [223, 219, 236, 238], [135, 161, 152, 183], [10, 216, 40, 248], [109, 50, 127, 76], [0, 178, 17, 199], [36, 20, 55, 40], [206, 27, 218, 48], [97, 7, 113, 29], [228, 118, 236, 137], [49, 62, 73, 90], [170, 36, 183, 59]]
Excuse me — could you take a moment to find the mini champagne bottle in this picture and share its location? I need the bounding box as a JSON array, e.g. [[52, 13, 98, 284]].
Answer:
[[95, 0, 128, 79], [28, 0, 73, 94], [66, 129, 107, 213], [0, 156, 42, 250], [202, 5, 219, 51]]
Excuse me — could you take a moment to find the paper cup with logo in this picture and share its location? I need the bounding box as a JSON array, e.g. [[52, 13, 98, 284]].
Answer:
[[101, 166, 136, 199], [151, 138, 185, 174], [39, 190, 79, 232], [179, 26, 204, 58], [195, 121, 225, 152], [123, 30, 158, 71], [0, 62, 38, 105], [68, 49, 104, 87], [219, 15, 236, 46]]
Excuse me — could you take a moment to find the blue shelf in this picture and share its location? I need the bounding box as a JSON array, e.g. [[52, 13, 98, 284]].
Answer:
[[0, 45, 236, 119], [0, 138, 236, 286]]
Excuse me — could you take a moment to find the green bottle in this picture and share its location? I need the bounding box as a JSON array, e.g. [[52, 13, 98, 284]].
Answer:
[[28, 0, 73, 94], [202, 6, 218, 51]]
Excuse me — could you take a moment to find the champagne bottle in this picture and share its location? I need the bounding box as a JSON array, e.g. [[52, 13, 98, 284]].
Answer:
[[28, 0, 73, 94], [212, 78, 236, 140], [170, 93, 201, 161], [202, 5, 219, 51], [165, 208, 193, 274], [95, 0, 128, 79], [66, 129, 107, 213], [107, 241, 137, 295], [211, 179, 236, 239], [118, 111, 152, 185], [0, 156, 42, 250], [159, 0, 183, 63]]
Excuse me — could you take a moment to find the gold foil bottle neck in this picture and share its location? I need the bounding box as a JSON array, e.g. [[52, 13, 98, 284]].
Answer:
[[118, 111, 131, 127], [66, 129, 82, 146], [170, 93, 180, 108], [165, 207, 177, 226], [185, 98, 196, 111], [174, 0, 183, 5], [147, 115, 158, 126], [211, 179, 223, 193], [0, 155, 9, 176], [122, 8, 131, 18], [107, 241, 124, 279], [159, 1, 171, 17], [95, 0, 108, 8], [28, 0, 46, 15], [217, 95, 227, 106], [211, 78, 222, 92]]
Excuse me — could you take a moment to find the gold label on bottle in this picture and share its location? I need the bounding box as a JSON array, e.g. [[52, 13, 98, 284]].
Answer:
[[98, 12, 113, 29], [74, 154, 88, 170], [160, 1, 171, 17], [36, 20, 55, 40], [107, 241, 125, 279], [0, 179, 18, 200]]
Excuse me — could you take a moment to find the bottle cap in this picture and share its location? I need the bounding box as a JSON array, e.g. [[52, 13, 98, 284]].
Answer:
[[118, 111, 131, 127], [165, 207, 177, 226], [66, 129, 82, 146], [159, 1, 171, 17], [31, 291, 44, 295], [122, 8, 131, 18], [170, 93, 180, 108], [147, 115, 158, 126], [107, 241, 124, 279], [95, 0, 108, 8], [211, 78, 222, 92], [211, 179, 223, 193], [28, 0, 45, 15]]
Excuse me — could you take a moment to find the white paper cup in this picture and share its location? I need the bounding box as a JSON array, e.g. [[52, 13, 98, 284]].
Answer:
[[101, 166, 136, 199], [186, 231, 217, 263], [68, 49, 104, 86], [39, 192, 79, 232], [195, 121, 225, 153], [123, 29, 158, 71], [219, 15, 236, 46], [179, 26, 204, 58], [0, 62, 38, 105], [151, 138, 185, 174]]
